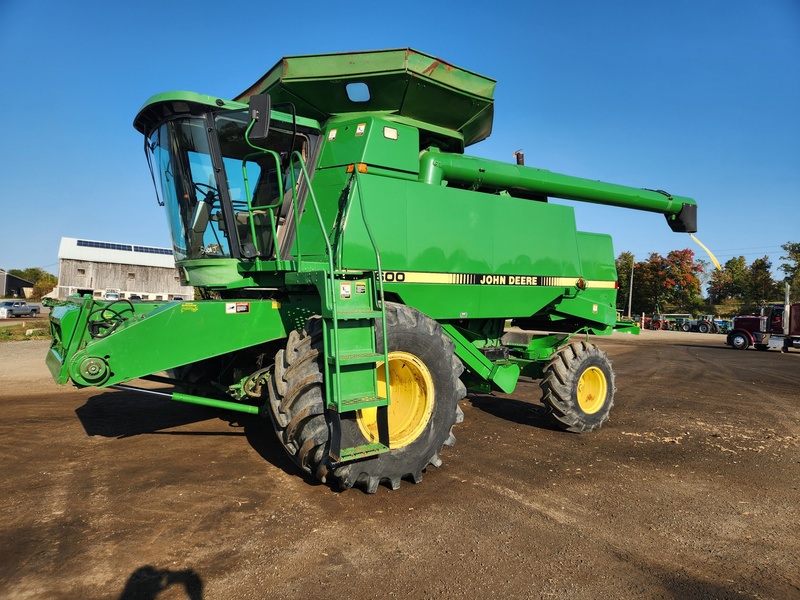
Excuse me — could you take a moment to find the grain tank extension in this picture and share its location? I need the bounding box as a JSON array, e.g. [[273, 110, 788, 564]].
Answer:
[[46, 49, 698, 493]]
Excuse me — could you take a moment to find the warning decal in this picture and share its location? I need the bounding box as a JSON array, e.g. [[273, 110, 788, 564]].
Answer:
[[226, 302, 251, 314]]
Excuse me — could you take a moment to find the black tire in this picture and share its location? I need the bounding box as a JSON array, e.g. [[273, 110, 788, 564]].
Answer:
[[268, 302, 465, 493], [698, 322, 710, 334], [730, 332, 750, 350], [540, 341, 615, 433], [681, 323, 691, 332]]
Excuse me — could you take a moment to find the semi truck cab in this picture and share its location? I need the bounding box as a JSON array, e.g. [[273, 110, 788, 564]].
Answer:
[[727, 295, 800, 352]]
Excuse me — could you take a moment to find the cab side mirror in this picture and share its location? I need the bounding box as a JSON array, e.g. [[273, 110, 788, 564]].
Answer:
[[248, 94, 271, 143]]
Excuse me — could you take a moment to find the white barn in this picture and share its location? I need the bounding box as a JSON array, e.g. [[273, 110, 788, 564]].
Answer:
[[56, 237, 193, 301]]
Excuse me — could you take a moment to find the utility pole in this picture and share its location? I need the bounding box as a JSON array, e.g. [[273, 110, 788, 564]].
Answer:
[[627, 261, 634, 317]]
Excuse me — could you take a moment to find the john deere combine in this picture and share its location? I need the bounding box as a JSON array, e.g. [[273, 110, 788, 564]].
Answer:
[[47, 49, 697, 492]]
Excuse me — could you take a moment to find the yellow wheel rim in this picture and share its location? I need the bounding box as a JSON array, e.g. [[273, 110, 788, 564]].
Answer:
[[357, 351, 435, 449], [577, 366, 607, 414]]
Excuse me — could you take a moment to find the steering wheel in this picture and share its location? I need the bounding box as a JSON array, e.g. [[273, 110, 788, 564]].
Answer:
[[193, 182, 218, 203]]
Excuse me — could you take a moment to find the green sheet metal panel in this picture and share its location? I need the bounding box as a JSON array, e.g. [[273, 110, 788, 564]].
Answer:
[[322, 172, 618, 321], [342, 173, 583, 273], [59, 299, 293, 388], [576, 232, 617, 282], [319, 116, 420, 174], [295, 167, 351, 263], [132, 91, 320, 135], [236, 49, 495, 147]]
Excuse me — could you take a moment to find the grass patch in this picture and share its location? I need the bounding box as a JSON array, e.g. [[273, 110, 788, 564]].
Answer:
[[0, 322, 52, 342]]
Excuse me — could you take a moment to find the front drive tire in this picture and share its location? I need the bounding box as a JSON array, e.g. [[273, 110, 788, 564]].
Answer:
[[540, 341, 616, 433], [729, 332, 750, 350], [268, 303, 466, 493]]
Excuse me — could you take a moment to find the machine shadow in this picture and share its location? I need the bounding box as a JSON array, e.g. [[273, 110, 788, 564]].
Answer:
[[76, 389, 220, 438], [466, 391, 562, 431], [75, 388, 321, 485], [240, 413, 324, 487], [675, 342, 737, 352]]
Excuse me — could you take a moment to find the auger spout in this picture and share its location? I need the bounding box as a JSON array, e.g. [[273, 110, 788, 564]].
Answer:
[[419, 149, 697, 233]]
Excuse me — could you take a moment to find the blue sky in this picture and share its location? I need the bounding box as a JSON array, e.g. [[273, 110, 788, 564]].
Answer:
[[2, 1, 798, 284]]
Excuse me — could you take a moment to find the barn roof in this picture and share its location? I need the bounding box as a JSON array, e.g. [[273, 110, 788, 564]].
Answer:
[[58, 238, 176, 269]]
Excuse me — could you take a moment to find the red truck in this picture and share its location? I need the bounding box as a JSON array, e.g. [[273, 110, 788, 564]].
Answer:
[[726, 286, 800, 352]]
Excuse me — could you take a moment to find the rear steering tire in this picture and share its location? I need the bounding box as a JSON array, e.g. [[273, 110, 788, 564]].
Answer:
[[267, 303, 465, 493], [540, 341, 616, 433]]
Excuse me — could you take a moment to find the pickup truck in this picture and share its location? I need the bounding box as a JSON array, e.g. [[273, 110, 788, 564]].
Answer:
[[0, 301, 40, 318]]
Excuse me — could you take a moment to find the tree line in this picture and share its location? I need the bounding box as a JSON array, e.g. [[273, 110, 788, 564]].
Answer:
[[616, 242, 800, 317]]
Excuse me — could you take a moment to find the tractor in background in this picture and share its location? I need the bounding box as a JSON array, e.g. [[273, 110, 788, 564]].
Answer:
[[678, 315, 719, 334]]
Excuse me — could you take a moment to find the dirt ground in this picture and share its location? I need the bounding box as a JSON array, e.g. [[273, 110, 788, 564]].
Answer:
[[1, 330, 798, 600]]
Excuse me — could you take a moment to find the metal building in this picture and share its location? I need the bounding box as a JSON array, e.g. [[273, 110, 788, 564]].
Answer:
[[56, 238, 193, 301], [0, 270, 34, 298]]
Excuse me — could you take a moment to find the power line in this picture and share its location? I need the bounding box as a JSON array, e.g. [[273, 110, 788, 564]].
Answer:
[[713, 245, 788, 252]]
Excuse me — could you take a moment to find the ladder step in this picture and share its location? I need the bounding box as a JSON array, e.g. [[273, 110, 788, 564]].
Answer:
[[336, 395, 388, 411], [327, 352, 383, 366], [332, 309, 382, 320], [337, 442, 389, 462]]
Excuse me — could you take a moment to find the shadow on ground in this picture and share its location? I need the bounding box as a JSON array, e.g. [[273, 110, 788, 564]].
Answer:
[[76, 390, 220, 438], [75, 388, 319, 485], [467, 392, 562, 431], [118, 566, 203, 600]]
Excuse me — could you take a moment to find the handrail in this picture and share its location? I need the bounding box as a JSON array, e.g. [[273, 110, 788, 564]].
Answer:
[[284, 154, 390, 419], [331, 176, 354, 272], [288, 150, 343, 407], [240, 149, 283, 260], [353, 170, 391, 406]]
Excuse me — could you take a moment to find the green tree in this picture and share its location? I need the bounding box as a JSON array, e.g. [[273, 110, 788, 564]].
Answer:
[[615, 251, 635, 314], [779, 241, 800, 302], [740, 257, 780, 314], [631, 253, 669, 314], [663, 248, 704, 312], [695, 258, 712, 303], [707, 256, 747, 308], [630, 249, 703, 314], [8, 267, 49, 284], [32, 273, 58, 300]]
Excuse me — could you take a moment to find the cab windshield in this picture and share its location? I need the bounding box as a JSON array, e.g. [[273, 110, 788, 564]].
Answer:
[[146, 107, 308, 261]]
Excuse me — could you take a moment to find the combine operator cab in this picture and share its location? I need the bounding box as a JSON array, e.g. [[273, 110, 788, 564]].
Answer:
[[136, 93, 321, 288]]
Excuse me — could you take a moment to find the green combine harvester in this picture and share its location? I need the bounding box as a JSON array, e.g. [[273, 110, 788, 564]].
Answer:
[[47, 49, 697, 492]]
